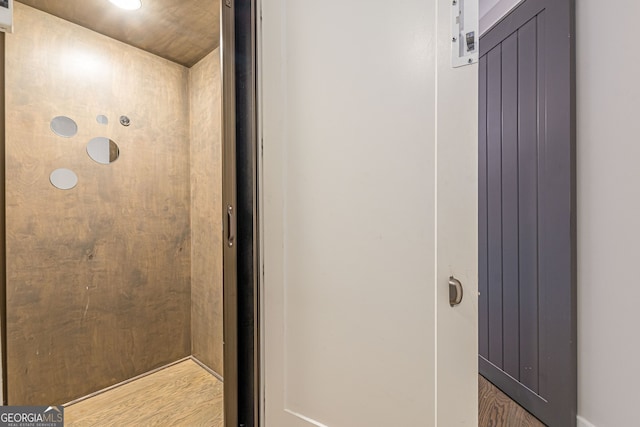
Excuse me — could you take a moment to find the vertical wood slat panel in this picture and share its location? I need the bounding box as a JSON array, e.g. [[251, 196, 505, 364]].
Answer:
[[478, 55, 489, 359], [486, 46, 504, 368], [517, 16, 540, 393], [535, 10, 549, 398], [479, 1, 576, 423], [500, 32, 520, 380]]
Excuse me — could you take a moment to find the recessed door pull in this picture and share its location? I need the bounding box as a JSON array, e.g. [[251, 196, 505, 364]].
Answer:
[[227, 205, 236, 248], [449, 276, 463, 307]]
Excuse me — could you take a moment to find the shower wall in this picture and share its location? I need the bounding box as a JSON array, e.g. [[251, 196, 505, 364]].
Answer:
[[189, 49, 224, 376], [5, 3, 193, 405]]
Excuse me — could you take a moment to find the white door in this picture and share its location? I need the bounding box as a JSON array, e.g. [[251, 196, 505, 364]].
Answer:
[[259, 0, 478, 426]]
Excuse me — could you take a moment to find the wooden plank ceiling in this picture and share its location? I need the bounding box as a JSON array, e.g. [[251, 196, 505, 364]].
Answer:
[[16, 0, 220, 67]]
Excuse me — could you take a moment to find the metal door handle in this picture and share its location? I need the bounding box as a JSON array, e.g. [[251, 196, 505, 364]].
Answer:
[[227, 205, 236, 247], [449, 276, 463, 307]]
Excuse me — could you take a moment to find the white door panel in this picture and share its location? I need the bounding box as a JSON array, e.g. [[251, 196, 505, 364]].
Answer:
[[259, 0, 478, 425], [436, 1, 479, 424]]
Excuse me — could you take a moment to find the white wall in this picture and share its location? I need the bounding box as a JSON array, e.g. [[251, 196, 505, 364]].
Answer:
[[577, 1, 640, 426], [479, 0, 522, 34], [479, 0, 502, 17]]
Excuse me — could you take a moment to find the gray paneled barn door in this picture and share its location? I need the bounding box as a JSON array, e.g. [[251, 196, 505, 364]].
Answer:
[[478, 0, 576, 425]]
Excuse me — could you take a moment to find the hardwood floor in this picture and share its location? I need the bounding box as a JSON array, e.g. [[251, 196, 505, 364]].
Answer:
[[479, 376, 545, 427], [65, 359, 223, 427]]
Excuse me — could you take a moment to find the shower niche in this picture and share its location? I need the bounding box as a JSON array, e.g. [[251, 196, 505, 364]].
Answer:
[[4, 2, 223, 406]]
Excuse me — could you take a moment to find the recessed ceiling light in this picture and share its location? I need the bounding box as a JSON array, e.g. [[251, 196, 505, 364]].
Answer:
[[109, 0, 142, 10]]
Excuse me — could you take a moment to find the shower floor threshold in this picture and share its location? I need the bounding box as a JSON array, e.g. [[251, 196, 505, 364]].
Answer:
[[63, 358, 223, 426]]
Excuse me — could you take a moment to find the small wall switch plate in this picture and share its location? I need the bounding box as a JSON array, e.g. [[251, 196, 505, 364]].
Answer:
[[452, 0, 478, 68]]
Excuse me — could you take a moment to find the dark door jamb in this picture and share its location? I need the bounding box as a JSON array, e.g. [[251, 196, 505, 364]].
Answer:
[[222, 0, 259, 426]]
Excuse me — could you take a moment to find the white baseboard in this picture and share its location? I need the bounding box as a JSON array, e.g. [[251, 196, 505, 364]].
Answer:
[[577, 415, 597, 427]]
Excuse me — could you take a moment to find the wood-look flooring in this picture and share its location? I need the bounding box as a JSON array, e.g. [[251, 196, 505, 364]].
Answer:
[[64, 361, 538, 426], [479, 375, 545, 427], [65, 360, 223, 427]]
